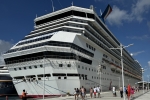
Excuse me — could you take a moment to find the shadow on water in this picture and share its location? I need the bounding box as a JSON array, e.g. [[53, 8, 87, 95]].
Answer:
[[0, 96, 21, 100]]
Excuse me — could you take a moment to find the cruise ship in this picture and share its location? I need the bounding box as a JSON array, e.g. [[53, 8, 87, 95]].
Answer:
[[3, 5, 142, 98], [0, 65, 17, 96]]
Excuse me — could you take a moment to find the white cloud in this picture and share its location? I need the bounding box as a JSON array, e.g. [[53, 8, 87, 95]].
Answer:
[[147, 21, 150, 29], [131, 50, 145, 56], [131, 0, 150, 22], [126, 35, 150, 40], [148, 61, 150, 67], [107, 6, 132, 26], [107, 0, 150, 26], [0, 39, 13, 65]]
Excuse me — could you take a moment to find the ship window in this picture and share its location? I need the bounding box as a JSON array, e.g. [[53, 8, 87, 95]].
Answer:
[[94, 48, 95, 51], [5, 51, 93, 65], [14, 76, 24, 79], [58, 77, 61, 79], [92, 69, 93, 71], [85, 67, 87, 70], [38, 78, 41, 80], [92, 76, 93, 79], [89, 68, 90, 71], [37, 74, 44, 77], [86, 43, 88, 47], [24, 67, 26, 70], [26, 75, 36, 78], [78, 65, 80, 68], [40, 65, 43, 68], [64, 77, 67, 79], [67, 73, 79, 76], [14, 68, 17, 71], [19, 68, 21, 70], [34, 65, 37, 68], [89, 45, 91, 49], [85, 75, 87, 80], [29, 66, 32, 69], [67, 64, 71, 67], [82, 66, 84, 69], [45, 74, 51, 77], [59, 64, 63, 67], [52, 73, 66, 76]]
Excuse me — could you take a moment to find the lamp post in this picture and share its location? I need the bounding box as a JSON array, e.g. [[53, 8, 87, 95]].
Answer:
[[98, 64, 102, 93], [43, 56, 45, 100], [110, 43, 133, 100], [51, 0, 54, 12], [147, 75, 150, 91], [141, 68, 144, 94], [117, 77, 120, 90], [127, 79, 130, 84]]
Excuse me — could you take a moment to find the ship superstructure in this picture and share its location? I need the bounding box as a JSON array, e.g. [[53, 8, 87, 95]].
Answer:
[[3, 6, 142, 98], [0, 65, 17, 95]]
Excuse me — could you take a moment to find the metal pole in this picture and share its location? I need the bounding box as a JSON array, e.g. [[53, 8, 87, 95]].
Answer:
[[100, 71, 102, 93], [148, 76, 149, 91], [43, 58, 45, 99], [110, 43, 133, 100], [143, 72, 144, 94], [51, 0, 54, 12], [120, 44, 125, 100], [99, 64, 102, 93], [117, 77, 120, 90], [147, 75, 149, 91], [119, 77, 120, 90]]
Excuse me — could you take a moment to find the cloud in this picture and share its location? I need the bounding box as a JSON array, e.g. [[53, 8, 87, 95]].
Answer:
[[147, 21, 150, 29], [107, 6, 132, 26], [131, 50, 145, 56], [0, 40, 13, 65], [107, 0, 150, 25], [131, 0, 150, 22], [126, 35, 150, 40], [148, 61, 150, 66]]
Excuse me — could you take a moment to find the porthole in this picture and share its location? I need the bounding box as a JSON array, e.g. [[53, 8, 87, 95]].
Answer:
[[29, 66, 32, 69], [59, 64, 63, 67], [67, 64, 71, 67], [40, 65, 43, 68], [78, 65, 80, 68], [34, 66, 37, 68]]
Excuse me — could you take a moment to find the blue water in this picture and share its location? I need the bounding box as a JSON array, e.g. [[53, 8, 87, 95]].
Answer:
[[0, 96, 21, 100]]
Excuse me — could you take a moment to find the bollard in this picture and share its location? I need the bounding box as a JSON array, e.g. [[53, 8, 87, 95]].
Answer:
[[6, 96, 8, 100]]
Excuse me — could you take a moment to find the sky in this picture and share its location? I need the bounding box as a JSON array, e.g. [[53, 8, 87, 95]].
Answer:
[[0, 0, 150, 80]]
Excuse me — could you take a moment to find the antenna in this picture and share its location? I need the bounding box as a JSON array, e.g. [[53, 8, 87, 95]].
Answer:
[[71, 1, 73, 6], [36, 14, 37, 18], [57, 0, 63, 8], [51, 0, 54, 12], [100, 9, 102, 16]]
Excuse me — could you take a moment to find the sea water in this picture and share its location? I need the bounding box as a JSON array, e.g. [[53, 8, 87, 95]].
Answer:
[[0, 96, 20, 100]]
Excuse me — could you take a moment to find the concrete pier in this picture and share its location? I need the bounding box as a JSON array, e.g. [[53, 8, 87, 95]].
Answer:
[[28, 90, 150, 100]]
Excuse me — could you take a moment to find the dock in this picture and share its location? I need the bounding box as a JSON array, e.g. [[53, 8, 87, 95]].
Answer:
[[27, 90, 150, 100]]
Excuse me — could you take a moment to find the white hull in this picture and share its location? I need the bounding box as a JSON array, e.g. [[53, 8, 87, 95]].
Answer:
[[10, 59, 139, 97]]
